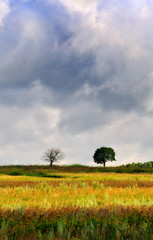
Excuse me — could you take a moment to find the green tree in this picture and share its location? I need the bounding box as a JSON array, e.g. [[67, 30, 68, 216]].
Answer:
[[93, 147, 116, 167]]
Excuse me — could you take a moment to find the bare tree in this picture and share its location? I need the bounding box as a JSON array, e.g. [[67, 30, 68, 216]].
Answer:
[[42, 148, 65, 167]]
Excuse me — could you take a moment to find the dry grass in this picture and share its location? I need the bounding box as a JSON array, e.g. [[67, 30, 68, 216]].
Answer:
[[0, 173, 152, 210], [0, 172, 152, 239]]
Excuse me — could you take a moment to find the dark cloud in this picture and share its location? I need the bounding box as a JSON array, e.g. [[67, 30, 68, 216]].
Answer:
[[0, 0, 153, 165]]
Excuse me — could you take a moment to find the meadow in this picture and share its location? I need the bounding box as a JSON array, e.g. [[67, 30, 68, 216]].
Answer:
[[0, 165, 152, 239]]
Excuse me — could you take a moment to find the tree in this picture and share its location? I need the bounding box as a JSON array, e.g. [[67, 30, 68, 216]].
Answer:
[[93, 147, 116, 167], [42, 148, 65, 167]]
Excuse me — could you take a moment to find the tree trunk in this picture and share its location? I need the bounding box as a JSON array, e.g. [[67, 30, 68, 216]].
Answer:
[[50, 161, 53, 167], [104, 161, 106, 167]]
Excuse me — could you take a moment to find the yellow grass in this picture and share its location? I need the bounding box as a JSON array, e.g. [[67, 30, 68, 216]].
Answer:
[[0, 173, 152, 210], [0, 172, 152, 181]]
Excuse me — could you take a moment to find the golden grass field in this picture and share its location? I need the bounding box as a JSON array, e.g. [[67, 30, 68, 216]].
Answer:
[[0, 169, 152, 239], [0, 172, 153, 210]]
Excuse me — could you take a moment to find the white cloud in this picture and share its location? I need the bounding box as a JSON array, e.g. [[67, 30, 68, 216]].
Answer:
[[0, 0, 10, 26], [20, 13, 46, 46], [0, 88, 61, 165], [47, 0, 99, 14]]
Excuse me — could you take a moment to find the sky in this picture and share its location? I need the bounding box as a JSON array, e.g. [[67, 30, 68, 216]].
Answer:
[[0, 0, 153, 166]]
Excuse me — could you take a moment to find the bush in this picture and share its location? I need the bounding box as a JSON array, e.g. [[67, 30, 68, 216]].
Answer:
[[8, 171, 23, 176]]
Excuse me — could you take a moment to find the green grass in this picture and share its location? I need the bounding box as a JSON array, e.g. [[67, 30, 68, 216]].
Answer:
[[0, 164, 152, 176]]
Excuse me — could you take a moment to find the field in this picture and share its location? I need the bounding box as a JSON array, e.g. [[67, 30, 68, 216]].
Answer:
[[0, 166, 152, 239]]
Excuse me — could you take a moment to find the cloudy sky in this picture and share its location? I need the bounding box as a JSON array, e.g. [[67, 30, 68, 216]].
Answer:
[[0, 0, 153, 166]]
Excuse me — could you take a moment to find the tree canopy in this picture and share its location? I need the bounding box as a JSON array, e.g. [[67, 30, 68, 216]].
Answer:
[[93, 147, 116, 167]]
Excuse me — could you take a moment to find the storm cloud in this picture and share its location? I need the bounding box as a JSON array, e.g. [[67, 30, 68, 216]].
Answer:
[[0, 0, 153, 165]]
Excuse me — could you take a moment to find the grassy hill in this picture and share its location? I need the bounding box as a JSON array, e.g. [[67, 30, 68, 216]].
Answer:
[[0, 161, 152, 176]]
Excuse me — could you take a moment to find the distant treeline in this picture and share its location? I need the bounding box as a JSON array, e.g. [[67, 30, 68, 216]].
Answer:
[[123, 161, 153, 168]]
